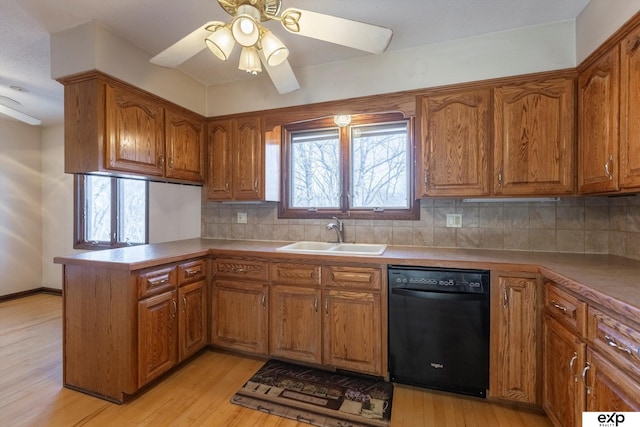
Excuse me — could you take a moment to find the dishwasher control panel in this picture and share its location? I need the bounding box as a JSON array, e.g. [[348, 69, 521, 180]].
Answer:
[[388, 266, 489, 294]]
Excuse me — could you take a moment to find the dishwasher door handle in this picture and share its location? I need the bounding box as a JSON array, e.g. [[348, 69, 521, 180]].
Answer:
[[391, 287, 487, 301]]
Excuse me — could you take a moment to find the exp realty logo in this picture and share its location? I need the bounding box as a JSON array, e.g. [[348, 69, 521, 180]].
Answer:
[[583, 412, 639, 427]]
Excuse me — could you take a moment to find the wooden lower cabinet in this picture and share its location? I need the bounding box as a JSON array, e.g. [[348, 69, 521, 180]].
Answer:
[[489, 273, 539, 404], [269, 285, 322, 364], [323, 290, 382, 375], [138, 290, 178, 387], [542, 314, 586, 427], [211, 280, 269, 355], [178, 280, 207, 361], [586, 349, 640, 412]]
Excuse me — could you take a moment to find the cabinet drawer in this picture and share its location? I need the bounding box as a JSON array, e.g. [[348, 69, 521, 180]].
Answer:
[[588, 307, 640, 379], [214, 258, 269, 281], [138, 266, 177, 299], [323, 266, 382, 291], [178, 259, 207, 285], [271, 263, 321, 286], [543, 281, 587, 336]]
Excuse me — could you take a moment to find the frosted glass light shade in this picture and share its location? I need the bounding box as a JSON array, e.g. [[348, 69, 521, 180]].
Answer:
[[205, 26, 235, 61], [231, 15, 260, 47], [261, 30, 289, 66], [238, 46, 262, 75]]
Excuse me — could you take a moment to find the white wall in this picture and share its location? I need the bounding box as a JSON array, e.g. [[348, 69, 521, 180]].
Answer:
[[576, 0, 640, 63], [0, 119, 43, 294], [206, 21, 577, 116]]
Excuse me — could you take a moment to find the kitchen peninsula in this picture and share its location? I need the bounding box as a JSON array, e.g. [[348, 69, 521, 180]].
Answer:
[[54, 238, 640, 420]]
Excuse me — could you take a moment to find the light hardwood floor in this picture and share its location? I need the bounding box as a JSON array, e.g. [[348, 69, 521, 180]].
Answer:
[[0, 294, 552, 427]]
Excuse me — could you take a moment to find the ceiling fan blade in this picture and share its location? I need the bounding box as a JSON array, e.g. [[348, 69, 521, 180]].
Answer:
[[279, 8, 392, 54], [150, 21, 222, 68], [259, 51, 300, 94]]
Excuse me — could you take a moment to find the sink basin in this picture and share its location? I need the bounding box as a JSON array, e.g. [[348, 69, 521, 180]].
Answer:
[[276, 241, 338, 252], [328, 243, 387, 255], [276, 241, 387, 256]]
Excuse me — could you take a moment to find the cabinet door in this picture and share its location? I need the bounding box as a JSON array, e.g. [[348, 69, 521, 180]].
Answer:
[[494, 77, 575, 195], [105, 84, 165, 176], [620, 26, 640, 189], [233, 116, 263, 200], [323, 290, 382, 375], [138, 290, 177, 387], [269, 285, 322, 364], [165, 108, 205, 183], [416, 89, 491, 197], [489, 274, 538, 404], [578, 47, 621, 194], [586, 349, 640, 412], [206, 119, 233, 200], [211, 280, 268, 354], [542, 314, 586, 427], [178, 280, 207, 361]]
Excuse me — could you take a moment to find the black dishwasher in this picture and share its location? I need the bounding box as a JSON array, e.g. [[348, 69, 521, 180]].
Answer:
[[388, 265, 490, 397]]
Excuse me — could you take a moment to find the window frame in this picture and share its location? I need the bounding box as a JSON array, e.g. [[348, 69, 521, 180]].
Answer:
[[74, 174, 150, 250], [279, 112, 419, 220]]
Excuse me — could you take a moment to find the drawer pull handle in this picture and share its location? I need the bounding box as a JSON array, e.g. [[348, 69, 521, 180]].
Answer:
[[551, 300, 568, 313], [186, 268, 201, 276], [604, 334, 632, 355], [153, 278, 170, 285], [569, 352, 578, 383], [232, 267, 247, 273]]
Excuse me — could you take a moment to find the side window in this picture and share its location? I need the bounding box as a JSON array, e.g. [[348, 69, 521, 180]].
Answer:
[[280, 113, 418, 220], [74, 175, 149, 249]]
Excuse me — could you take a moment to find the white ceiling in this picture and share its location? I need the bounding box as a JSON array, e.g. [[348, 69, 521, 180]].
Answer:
[[0, 0, 591, 126]]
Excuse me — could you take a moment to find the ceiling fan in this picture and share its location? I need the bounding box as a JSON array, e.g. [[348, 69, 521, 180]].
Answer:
[[150, 0, 393, 94]]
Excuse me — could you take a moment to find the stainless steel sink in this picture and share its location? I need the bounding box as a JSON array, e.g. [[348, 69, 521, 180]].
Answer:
[[276, 241, 387, 256]]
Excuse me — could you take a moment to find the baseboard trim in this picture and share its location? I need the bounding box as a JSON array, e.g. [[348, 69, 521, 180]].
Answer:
[[0, 287, 62, 303]]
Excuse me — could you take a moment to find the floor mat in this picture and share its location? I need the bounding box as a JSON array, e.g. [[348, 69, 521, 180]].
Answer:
[[230, 359, 393, 427]]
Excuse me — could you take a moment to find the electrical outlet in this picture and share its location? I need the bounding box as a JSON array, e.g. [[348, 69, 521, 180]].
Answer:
[[237, 212, 247, 224], [446, 214, 462, 228]]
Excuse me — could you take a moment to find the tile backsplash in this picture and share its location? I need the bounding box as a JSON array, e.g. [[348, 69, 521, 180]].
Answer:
[[202, 194, 640, 261]]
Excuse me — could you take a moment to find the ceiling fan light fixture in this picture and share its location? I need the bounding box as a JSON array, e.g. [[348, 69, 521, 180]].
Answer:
[[261, 30, 289, 66], [238, 46, 262, 75], [205, 26, 235, 61], [231, 5, 261, 47]]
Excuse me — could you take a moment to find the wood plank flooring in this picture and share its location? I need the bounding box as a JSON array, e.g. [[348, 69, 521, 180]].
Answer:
[[0, 294, 552, 427]]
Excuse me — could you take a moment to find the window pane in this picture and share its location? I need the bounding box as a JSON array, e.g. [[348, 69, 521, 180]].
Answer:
[[351, 122, 409, 209], [118, 179, 147, 245], [85, 175, 112, 242], [290, 129, 341, 208]]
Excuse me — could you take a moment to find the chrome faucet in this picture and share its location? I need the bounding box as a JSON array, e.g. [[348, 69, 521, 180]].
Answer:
[[326, 216, 344, 243]]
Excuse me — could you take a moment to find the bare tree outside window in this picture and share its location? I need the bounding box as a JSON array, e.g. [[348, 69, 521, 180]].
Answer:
[[281, 113, 418, 220], [76, 175, 148, 249]]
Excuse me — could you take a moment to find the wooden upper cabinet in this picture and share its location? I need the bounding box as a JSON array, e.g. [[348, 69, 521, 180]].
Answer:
[[206, 119, 233, 199], [206, 115, 279, 201], [60, 72, 205, 185], [494, 77, 576, 195], [620, 25, 640, 189], [234, 116, 263, 200], [578, 46, 621, 194], [105, 84, 165, 177], [165, 108, 205, 183], [416, 89, 491, 197]]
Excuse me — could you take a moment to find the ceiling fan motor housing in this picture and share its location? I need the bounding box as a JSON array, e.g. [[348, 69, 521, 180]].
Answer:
[[218, 0, 281, 21]]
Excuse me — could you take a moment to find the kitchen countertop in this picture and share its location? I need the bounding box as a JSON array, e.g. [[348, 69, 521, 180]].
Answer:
[[54, 238, 640, 323]]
